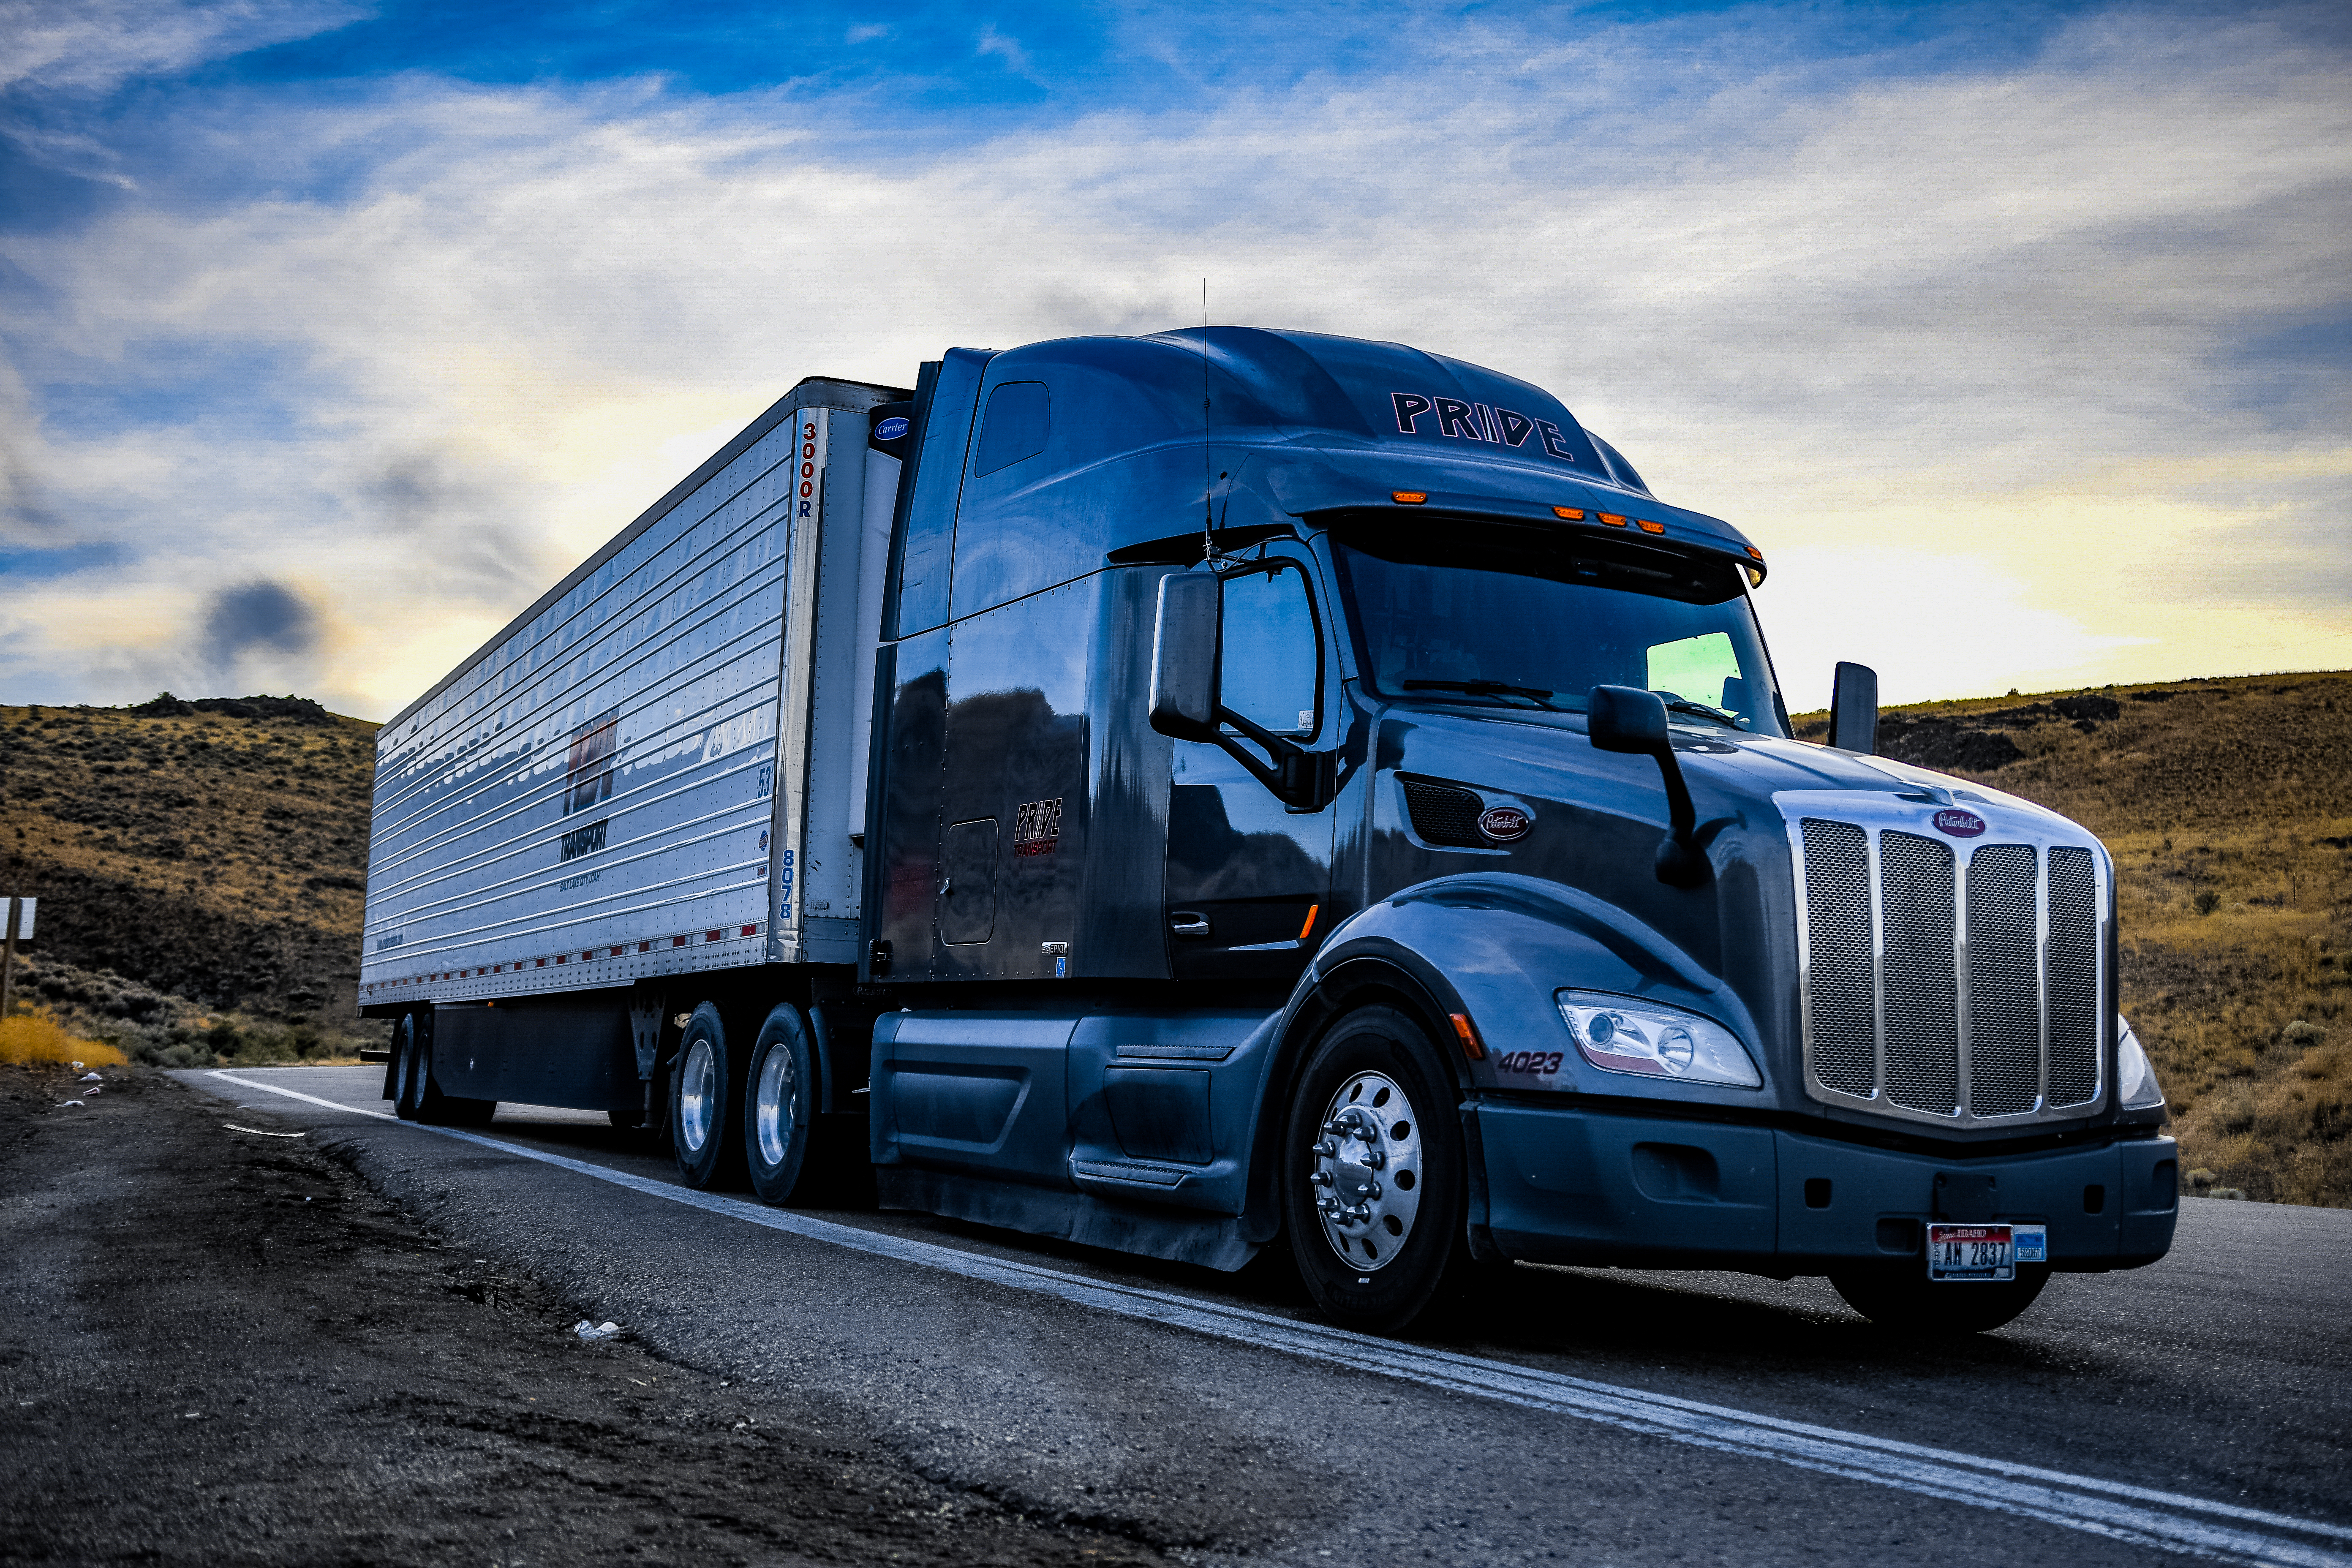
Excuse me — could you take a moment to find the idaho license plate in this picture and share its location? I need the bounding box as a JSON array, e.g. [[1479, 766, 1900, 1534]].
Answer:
[[1927, 1223, 2047, 1282]]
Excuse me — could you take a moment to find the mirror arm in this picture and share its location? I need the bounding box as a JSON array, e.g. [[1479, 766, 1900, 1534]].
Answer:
[[1214, 705, 1335, 811], [1647, 747, 1707, 888]]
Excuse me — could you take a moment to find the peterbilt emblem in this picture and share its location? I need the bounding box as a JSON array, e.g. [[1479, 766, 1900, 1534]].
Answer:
[[1933, 808, 1988, 838], [1478, 805, 1533, 842]]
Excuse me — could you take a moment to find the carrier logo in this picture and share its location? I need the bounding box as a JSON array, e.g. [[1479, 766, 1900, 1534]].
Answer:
[[1391, 392, 1578, 463], [560, 817, 609, 861], [1014, 796, 1063, 856], [873, 415, 910, 441], [1478, 805, 1534, 842], [1933, 808, 1988, 838]]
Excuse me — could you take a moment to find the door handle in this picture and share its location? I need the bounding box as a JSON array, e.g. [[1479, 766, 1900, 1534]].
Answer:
[[1169, 912, 1211, 938]]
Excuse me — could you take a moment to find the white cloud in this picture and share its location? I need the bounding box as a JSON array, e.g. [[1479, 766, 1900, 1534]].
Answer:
[[1, 6, 2347, 718], [0, 0, 357, 93]]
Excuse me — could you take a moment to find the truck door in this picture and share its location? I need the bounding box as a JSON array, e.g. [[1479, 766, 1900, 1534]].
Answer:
[[1164, 551, 1334, 982]]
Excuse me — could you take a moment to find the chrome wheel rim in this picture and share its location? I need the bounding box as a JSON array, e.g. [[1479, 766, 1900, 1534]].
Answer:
[[678, 1037, 717, 1154], [1311, 1070, 1424, 1271], [754, 1043, 795, 1168]]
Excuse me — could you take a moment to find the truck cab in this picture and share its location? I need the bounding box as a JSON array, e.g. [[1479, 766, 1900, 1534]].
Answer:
[[850, 327, 2177, 1331]]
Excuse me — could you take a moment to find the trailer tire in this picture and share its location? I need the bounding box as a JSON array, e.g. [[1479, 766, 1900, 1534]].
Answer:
[[743, 1004, 818, 1206], [670, 1002, 745, 1189], [1282, 1003, 1467, 1334], [1829, 1263, 2051, 1334], [392, 1011, 428, 1121]]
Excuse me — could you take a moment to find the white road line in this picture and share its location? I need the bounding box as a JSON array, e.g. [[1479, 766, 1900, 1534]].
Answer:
[[209, 1070, 2352, 1568]]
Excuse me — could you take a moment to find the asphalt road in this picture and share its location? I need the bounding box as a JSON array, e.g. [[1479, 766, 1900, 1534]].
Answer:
[[178, 1066, 2352, 1568]]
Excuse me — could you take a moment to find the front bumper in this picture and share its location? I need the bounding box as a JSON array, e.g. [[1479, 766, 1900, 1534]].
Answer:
[[1473, 1101, 2178, 1274]]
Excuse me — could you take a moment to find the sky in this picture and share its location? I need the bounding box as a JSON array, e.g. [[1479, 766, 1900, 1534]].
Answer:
[[0, 0, 2346, 721]]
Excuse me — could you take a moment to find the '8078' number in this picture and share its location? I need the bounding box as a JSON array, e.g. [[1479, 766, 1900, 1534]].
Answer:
[[1495, 1051, 1564, 1076]]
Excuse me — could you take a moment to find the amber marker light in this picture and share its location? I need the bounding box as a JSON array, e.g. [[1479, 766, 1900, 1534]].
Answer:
[[1746, 545, 1764, 561], [1450, 1012, 1486, 1062], [1552, 506, 1586, 520], [1392, 490, 1428, 504], [1298, 904, 1320, 941], [1637, 518, 1666, 534], [1598, 512, 1628, 526]]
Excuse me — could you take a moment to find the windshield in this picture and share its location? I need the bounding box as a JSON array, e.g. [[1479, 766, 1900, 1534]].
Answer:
[[1331, 520, 1786, 735]]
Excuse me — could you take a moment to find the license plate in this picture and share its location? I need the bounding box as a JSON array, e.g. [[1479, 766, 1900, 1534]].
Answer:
[[1927, 1222, 2047, 1282]]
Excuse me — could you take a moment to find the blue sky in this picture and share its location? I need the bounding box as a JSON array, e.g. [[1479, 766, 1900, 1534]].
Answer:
[[3, 0, 2347, 717]]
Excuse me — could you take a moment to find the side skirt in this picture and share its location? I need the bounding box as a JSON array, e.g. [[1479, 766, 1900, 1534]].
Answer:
[[876, 1168, 1261, 1273]]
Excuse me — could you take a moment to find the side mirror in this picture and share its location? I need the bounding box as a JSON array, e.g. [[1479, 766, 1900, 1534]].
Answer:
[[1586, 685, 1706, 888], [1828, 661, 1879, 755], [1587, 684, 1670, 754], [1148, 573, 1218, 740]]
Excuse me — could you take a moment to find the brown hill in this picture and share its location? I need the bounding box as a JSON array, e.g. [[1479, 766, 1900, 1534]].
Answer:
[[0, 695, 385, 1064], [3, 675, 2346, 1203]]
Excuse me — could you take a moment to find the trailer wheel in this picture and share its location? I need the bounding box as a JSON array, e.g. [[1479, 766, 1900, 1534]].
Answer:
[[1829, 1263, 2051, 1334], [392, 1011, 428, 1120], [669, 1002, 745, 1189], [1282, 1004, 1467, 1334], [743, 1004, 817, 1205]]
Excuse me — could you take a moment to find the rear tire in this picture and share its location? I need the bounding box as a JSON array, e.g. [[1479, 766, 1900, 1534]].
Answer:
[[392, 1012, 427, 1120], [743, 1004, 817, 1206], [1830, 1263, 2050, 1334], [669, 1002, 745, 1189], [396, 1007, 496, 1127], [1282, 1004, 1467, 1334]]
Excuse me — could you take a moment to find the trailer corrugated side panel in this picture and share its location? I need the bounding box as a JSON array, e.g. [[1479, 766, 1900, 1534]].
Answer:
[[359, 380, 900, 1007]]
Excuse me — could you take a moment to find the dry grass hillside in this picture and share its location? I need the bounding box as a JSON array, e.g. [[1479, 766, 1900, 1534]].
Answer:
[[1798, 670, 2352, 1207], [0, 695, 387, 1065]]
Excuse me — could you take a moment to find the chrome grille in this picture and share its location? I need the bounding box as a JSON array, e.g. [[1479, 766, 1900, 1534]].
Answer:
[[2046, 846, 2101, 1106], [1799, 819, 1876, 1097], [1791, 801, 2107, 1126], [1881, 832, 1959, 1113], [1966, 844, 2041, 1117]]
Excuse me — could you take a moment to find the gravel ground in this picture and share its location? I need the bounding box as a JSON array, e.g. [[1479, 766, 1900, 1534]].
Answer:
[[0, 1062, 1172, 1567]]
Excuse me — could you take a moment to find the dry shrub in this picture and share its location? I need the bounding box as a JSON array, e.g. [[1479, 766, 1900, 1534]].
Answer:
[[0, 1007, 130, 1068]]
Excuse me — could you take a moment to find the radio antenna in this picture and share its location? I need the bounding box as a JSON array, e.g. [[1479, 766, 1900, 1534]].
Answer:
[[1200, 277, 1214, 564]]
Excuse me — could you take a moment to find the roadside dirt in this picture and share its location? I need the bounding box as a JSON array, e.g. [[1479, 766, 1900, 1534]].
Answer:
[[0, 1063, 1170, 1568]]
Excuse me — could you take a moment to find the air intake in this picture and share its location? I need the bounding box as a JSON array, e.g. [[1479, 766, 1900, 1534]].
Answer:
[[1403, 779, 1486, 847]]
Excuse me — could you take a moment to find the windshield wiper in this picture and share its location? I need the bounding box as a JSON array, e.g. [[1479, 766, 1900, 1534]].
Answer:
[[1658, 697, 1747, 730], [1403, 679, 1563, 711]]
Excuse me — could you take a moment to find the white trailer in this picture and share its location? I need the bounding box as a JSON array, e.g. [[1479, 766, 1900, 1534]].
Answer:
[[360, 378, 907, 1075]]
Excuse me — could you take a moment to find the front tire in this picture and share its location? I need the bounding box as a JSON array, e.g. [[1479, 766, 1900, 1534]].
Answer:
[[1830, 1263, 2051, 1334], [743, 1004, 817, 1205], [1283, 1004, 1467, 1334], [669, 1002, 745, 1189]]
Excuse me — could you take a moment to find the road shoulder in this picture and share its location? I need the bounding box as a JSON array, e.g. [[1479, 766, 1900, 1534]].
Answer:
[[0, 1062, 1168, 1568]]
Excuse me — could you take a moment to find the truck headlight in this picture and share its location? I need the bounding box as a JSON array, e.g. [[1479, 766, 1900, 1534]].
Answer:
[[2117, 1016, 2164, 1110], [1555, 991, 1761, 1088]]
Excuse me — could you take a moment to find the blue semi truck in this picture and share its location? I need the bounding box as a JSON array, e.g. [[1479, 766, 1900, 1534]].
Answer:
[[361, 327, 2177, 1333]]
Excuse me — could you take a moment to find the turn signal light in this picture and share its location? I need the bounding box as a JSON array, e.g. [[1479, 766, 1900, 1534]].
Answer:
[[1637, 519, 1665, 535], [1746, 545, 1764, 561], [1598, 512, 1628, 527], [1552, 506, 1586, 520], [1392, 490, 1428, 504], [1450, 1012, 1486, 1062]]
